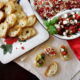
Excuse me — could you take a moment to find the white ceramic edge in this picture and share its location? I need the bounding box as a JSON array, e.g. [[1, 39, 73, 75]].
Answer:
[[0, 0, 49, 64]]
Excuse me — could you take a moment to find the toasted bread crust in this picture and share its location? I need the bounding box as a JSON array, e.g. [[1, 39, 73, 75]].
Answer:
[[45, 62, 58, 77], [18, 28, 36, 40], [8, 25, 22, 37]]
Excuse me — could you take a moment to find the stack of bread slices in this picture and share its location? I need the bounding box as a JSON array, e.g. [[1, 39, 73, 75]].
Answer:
[[0, 0, 37, 40]]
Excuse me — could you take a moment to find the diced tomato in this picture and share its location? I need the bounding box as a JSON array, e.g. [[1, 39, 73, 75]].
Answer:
[[38, 1, 42, 5], [46, 13, 53, 18], [50, 51, 56, 55], [61, 45, 65, 49], [75, 14, 80, 20], [62, 51, 67, 55], [78, 28, 80, 31], [46, 2, 49, 5]]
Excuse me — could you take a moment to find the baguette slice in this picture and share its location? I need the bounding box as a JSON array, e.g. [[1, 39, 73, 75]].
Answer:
[[45, 62, 58, 77], [15, 11, 27, 19], [4, 1, 16, 15], [18, 28, 36, 40], [26, 15, 37, 27], [60, 46, 70, 61], [0, 11, 4, 22], [0, 22, 9, 38], [18, 17, 28, 28], [5, 14, 17, 27], [8, 25, 22, 37]]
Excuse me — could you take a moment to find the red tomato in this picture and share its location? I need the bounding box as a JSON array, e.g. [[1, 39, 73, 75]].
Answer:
[[62, 51, 67, 55]]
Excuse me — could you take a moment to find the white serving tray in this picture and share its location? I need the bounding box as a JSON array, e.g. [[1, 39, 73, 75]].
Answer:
[[0, 0, 49, 64]]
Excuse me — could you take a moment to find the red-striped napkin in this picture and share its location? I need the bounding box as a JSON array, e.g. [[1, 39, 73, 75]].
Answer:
[[67, 37, 80, 60]]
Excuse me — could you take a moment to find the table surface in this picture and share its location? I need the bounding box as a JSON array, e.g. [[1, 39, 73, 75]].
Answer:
[[0, 62, 39, 80]]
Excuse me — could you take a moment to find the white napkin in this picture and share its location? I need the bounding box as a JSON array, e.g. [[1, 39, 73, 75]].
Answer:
[[15, 37, 80, 80]]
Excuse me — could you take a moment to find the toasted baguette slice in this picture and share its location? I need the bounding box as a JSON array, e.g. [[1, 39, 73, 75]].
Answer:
[[18, 17, 28, 28], [0, 22, 9, 38], [4, 1, 16, 15], [5, 14, 17, 27], [0, 11, 4, 22], [0, 2, 5, 9], [60, 46, 70, 61], [15, 11, 27, 19], [18, 28, 36, 40], [35, 53, 45, 67], [8, 25, 22, 37], [45, 62, 58, 77], [26, 15, 37, 27]]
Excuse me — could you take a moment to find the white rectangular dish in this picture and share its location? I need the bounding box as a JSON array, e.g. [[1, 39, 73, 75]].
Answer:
[[0, 0, 49, 64]]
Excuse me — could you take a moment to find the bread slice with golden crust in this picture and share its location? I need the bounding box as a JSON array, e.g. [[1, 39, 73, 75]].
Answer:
[[45, 62, 58, 77], [0, 22, 9, 38], [4, 1, 16, 15], [15, 11, 27, 19], [8, 25, 22, 37], [5, 14, 17, 27], [26, 15, 37, 27], [18, 28, 36, 40], [18, 17, 28, 28]]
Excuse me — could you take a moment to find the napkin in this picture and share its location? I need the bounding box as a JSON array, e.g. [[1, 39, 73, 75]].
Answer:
[[67, 37, 80, 60]]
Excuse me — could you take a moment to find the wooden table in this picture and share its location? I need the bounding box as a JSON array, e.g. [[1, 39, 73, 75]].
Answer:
[[0, 62, 39, 80]]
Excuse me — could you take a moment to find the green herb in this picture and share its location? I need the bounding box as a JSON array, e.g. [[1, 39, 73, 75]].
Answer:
[[44, 20, 50, 27], [18, 39, 26, 42], [0, 44, 12, 54], [49, 17, 58, 25], [47, 25, 57, 35]]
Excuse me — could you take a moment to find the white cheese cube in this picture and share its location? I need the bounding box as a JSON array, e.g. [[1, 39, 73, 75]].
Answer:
[[74, 19, 77, 24], [61, 48, 64, 52], [63, 20, 68, 25], [63, 32, 67, 36], [54, 24, 60, 29]]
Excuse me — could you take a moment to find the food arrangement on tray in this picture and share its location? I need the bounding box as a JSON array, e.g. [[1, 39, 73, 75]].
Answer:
[[34, 0, 80, 19], [0, 0, 49, 64], [31, 0, 80, 39], [34, 45, 70, 77], [0, 0, 37, 40]]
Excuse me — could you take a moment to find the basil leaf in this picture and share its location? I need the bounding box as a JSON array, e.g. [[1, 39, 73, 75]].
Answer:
[[0, 45, 12, 54], [49, 17, 58, 25], [47, 25, 57, 35], [44, 20, 50, 27]]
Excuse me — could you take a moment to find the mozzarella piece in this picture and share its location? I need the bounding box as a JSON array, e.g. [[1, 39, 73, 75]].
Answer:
[[63, 20, 68, 25], [63, 32, 67, 36], [74, 19, 77, 24], [60, 48, 64, 52], [54, 24, 60, 29]]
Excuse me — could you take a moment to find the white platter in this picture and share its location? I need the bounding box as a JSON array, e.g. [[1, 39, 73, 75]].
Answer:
[[30, 0, 80, 40], [0, 0, 49, 64]]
